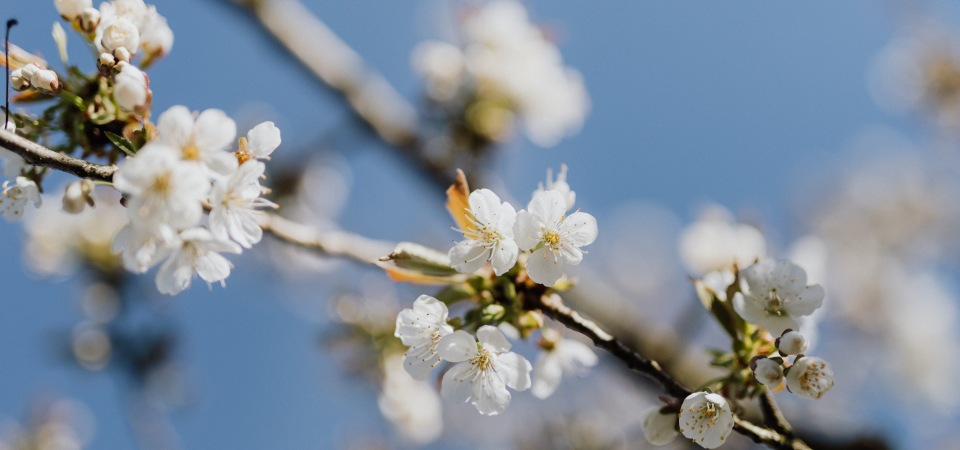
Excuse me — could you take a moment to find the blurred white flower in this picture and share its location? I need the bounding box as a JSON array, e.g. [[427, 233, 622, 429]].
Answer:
[[412, 40, 465, 102], [9, 68, 29, 90], [449, 188, 519, 276], [99, 0, 147, 24], [0, 177, 41, 222], [640, 406, 678, 445], [437, 325, 532, 416], [139, 6, 173, 58], [679, 205, 766, 276], [733, 259, 824, 335], [0, 120, 26, 177], [156, 106, 238, 177], [678, 392, 734, 449], [111, 221, 177, 273], [394, 295, 454, 380], [55, 0, 92, 19], [29, 68, 60, 92], [113, 142, 209, 230], [377, 353, 444, 445], [515, 190, 597, 286], [535, 164, 575, 211], [786, 356, 834, 400], [209, 161, 275, 248], [113, 61, 148, 111], [752, 357, 784, 387], [530, 328, 598, 399], [155, 227, 241, 295]]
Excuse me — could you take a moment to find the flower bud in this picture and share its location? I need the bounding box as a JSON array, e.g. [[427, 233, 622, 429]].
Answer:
[[98, 52, 116, 69], [751, 357, 784, 387], [62, 179, 94, 214], [480, 304, 505, 322], [99, 17, 140, 55], [78, 7, 101, 33], [30, 69, 61, 92], [19, 63, 40, 83], [113, 62, 148, 112], [776, 330, 808, 355], [9, 69, 29, 90], [641, 405, 679, 445], [786, 356, 834, 400], [113, 46, 132, 63], [55, 0, 93, 20]]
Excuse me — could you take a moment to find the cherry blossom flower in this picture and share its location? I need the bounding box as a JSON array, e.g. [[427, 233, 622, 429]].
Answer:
[[535, 164, 575, 210], [678, 392, 734, 449], [515, 190, 597, 286], [235, 121, 281, 164], [0, 177, 42, 222], [449, 188, 519, 276], [209, 161, 275, 248], [112, 222, 177, 273], [100, 0, 147, 24], [786, 356, 834, 400], [437, 325, 532, 416], [641, 406, 679, 445], [530, 328, 598, 399], [733, 259, 824, 335], [139, 6, 173, 59], [752, 357, 784, 387], [377, 354, 443, 445], [29, 68, 60, 92], [112, 142, 209, 230], [776, 330, 809, 355], [113, 62, 148, 112], [394, 295, 454, 380], [155, 227, 241, 295], [679, 205, 766, 276], [156, 106, 238, 177], [98, 16, 140, 55]]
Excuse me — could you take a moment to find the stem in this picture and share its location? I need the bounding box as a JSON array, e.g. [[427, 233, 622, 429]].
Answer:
[[759, 389, 794, 437], [256, 212, 394, 266], [0, 129, 117, 181]]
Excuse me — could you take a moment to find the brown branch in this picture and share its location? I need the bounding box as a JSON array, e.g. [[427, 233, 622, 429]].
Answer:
[[0, 130, 117, 182], [256, 212, 394, 266], [760, 389, 795, 437]]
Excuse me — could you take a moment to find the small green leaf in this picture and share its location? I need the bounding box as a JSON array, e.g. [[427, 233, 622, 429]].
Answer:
[[105, 131, 137, 156]]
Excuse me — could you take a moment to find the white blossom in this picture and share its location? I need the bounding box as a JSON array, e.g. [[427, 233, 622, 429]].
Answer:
[[777, 330, 808, 355], [449, 188, 519, 276], [112, 221, 177, 273], [30, 68, 60, 92], [752, 358, 784, 387], [0, 177, 41, 222], [530, 329, 598, 399], [412, 40, 465, 102], [437, 325, 532, 416], [236, 121, 281, 163], [156, 106, 238, 177], [394, 295, 454, 380], [209, 160, 275, 248], [9, 68, 29, 90], [62, 179, 94, 214], [678, 392, 734, 449], [99, 0, 147, 24], [155, 227, 241, 295], [113, 62, 148, 112], [55, 0, 92, 19], [98, 16, 140, 55], [139, 6, 173, 58], [1, 120, 26, 177], [679, 205, 766, 276], [640, 406, 679, 445], [377, 354, 444, 445], [786, 356, 834, 400], [535, 164, 576, 211], [733, 259, 825, 335], [515, 190, 597, 286], [112, 142, 209, 230], [78, 8, 101, 32]]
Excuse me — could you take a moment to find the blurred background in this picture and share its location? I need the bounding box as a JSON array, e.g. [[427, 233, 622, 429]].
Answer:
[[3, 0, 960, 448]]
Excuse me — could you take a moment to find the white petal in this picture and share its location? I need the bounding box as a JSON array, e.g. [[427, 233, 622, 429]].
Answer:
[[513, 210, 541, 251], [477, 325, 511, 353], [559, 242, 583, 265], [525, 247, 564, 286], [203, 149, 239, 177], [531, 353, 562, 399], [490, 238, 518, 276], [528, 190, 567, 225], [468, 188, 503, 225], [440, 362, 476, 404], [496, 201, 517, 238], [641, 406, 679, 445], [557, 339, 598, 372], [246, 121, 281, 158], [449, 240, 489, 274], [412, 295, 448, 320], [560, 211, 597, 247], [156, 105, 194, 148], [786, 284, 824, 317], [474, 371, 511, 415], [194, 251, 233, 284], [402, 346, 440, 380], [155, 254, 193, 295], [437, 330, 477, 362], [194, 109, 236, 152]]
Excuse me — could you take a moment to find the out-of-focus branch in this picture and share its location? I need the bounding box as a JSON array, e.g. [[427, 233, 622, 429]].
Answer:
[[760, 390, 794, 437], [256, 212, 394, 265], [0, 130, 117, 182], [227, 0, 456, 187]]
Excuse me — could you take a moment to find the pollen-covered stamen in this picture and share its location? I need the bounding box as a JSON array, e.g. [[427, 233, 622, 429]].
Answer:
[[151, 171, 172, 194], [470, 344, 494, 371], [542, 229, 562, 251], [235, 136, 252, 165], [182, 142, 201, 160], [765, 289, 785, 316]]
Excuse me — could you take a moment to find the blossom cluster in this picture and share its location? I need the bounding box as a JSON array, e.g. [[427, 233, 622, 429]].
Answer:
[[111, 105, 280, 294], [450, 165, 597, 286], [413, 0, 589, 147]]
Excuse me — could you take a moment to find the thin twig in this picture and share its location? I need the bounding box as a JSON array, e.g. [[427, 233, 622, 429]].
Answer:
[[0, 129, 117, 181], [256, 212, 394, 266], [759, 389, 795, 437]]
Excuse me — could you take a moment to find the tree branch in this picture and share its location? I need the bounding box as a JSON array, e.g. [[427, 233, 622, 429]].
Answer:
[[759, 389, 795, 437], [0, 130, 117, 182], [256, 212, 394, 266]]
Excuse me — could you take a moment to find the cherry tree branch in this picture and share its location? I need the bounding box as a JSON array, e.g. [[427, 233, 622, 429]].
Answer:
[[760, 389, 795, 437], [256, 213, 394, 265], [0, 130, 117, 182]]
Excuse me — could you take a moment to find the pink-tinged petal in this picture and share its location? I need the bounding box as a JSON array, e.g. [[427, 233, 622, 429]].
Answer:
[[449, 240, 489, 274], [440, 362, 476, 403], [513, 210, 541, 251], [468, 188, 503, 226], [531, 352, 562, 399], [786, 284, 824, 317], [525, 247, 564, 286], [495, 351, 532, 391], [437, 330, 477, 362], [490, 238, 518, 276], [560, 211, 597, 247], [477, 325, 511, 353], [246, 121, 281, 158], [156, 105, 194, 148], [474, 371, 511, 415], [528, 190, 567, 225], [194, 109, 237, 152], [497, 202, 517, 238]]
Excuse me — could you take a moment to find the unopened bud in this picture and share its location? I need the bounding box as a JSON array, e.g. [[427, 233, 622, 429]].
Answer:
[[776, 330, 808, 355], [78, 8, 101, 33], [751, 357, 784, 387], [98, 52, 116, 70], [30, 69, 61, 92], [113, 47, 132, 63], [62, 179, 95, 214], [100, 17, 139, 56], [19, 64, 40, 83], [480, 304, 505, 322], [9, 69, 29, 90], [113, 62, 148, 112]]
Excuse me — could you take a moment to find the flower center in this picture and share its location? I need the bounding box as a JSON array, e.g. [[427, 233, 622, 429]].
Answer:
[[182, 143, 201, 160], [470, 346, 493, 371], [765, 290, 785, 316], [151, 172, 172, 195], [543, 230, 562, 250]]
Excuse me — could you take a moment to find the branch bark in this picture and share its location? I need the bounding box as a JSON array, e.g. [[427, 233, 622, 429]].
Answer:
[[256, 212, 394, 266], [0, 130, 117, 182]]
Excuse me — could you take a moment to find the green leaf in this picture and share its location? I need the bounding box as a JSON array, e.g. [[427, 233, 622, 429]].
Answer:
[[105, 131, 137, 156]]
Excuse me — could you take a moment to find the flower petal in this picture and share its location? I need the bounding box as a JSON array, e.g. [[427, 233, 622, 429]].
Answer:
[[468, 188, 503, 226], [560, 211, 597, 247], [194, 109, 237, 152], [440, 362, 476, 403], [449, 240, 489, 274], [525, 247, 564, 286], [437, 330, 477, 362], [246, 121, 281, 158], [477, 325, 511, 353], [513, 210, 541, 251], [156, 105, 194, 148], [528, 190, 567, 225], [474, 370, 511, 415], [490, 238, 518, 276]]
